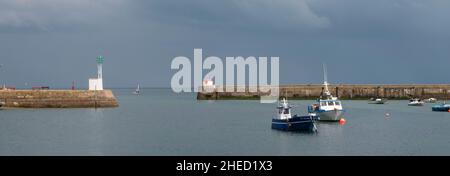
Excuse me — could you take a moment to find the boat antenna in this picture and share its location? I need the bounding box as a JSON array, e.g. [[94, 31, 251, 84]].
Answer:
[[323, 63, 328, 84]]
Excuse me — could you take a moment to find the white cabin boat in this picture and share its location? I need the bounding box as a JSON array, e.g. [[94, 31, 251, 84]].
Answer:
[[369, 98, 387, 104], [424, 98, 437, 103], [408, 98, 424, 106], [308, 64, 345, 121]]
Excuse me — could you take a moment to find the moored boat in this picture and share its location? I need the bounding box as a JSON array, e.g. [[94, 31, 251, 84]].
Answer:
[[424, 98, 437, 103], [432, 103, 450, 112], [307, 64, 345, 121], [369, 98, 387, 104], [408, 98, 424, 106], [272, 98, 317, 132], [133, 84, 140, 95]]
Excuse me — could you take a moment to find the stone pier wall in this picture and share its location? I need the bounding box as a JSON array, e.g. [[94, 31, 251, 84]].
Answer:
[[197, 84, 450, 100], [0, 90, 119, 108]]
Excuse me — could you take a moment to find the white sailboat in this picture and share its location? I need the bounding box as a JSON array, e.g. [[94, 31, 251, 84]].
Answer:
[[133, 84, 140, 95]]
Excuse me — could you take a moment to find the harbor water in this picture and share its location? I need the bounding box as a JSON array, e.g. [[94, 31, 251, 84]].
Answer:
[[1, 88, 450, 155]]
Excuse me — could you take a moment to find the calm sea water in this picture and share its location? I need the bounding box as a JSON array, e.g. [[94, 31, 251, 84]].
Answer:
[[1, 88, 450, 156]]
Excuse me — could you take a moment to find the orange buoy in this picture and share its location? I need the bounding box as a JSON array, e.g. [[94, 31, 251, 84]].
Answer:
[[339, 118, 346, 125], [448, 109, 450, 113]]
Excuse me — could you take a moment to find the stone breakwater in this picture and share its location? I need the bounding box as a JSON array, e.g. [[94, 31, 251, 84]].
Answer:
[[0, 90, 119, 108], [197, 84, 450, 100]]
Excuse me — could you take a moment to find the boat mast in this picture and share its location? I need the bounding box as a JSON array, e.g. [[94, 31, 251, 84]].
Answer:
[[322, 63, 331, 97]]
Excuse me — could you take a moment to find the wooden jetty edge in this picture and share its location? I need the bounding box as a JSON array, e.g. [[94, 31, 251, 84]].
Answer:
[[0, 89, 119, 108], [197, 84, 450, 100]]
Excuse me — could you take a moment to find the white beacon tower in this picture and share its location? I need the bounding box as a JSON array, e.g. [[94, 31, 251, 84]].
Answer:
[[89, 56, 104, 90]]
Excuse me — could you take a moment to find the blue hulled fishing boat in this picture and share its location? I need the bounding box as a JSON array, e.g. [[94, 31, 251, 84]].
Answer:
[[272, 98, 317, 132], [432, 103, 450, 112]]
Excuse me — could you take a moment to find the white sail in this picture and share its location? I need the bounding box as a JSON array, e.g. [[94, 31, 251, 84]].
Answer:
[[133, 84, 140, 94]]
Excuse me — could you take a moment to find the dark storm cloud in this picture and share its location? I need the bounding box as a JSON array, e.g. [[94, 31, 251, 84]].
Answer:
[[0, 0, 127, 32], [136, 0, 330, 30], [309, 0, 450, 39], [0, 0, 449, 88]]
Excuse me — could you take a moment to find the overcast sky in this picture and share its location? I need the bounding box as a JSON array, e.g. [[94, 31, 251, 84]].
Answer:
[[0, 0, 449, 88]]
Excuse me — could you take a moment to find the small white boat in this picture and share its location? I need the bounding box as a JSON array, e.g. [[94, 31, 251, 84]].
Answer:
[[424, 98, 437, 103], [369, 98, 387, 104], [408, 98, 424, 106], [133, 84, 140, 95]]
